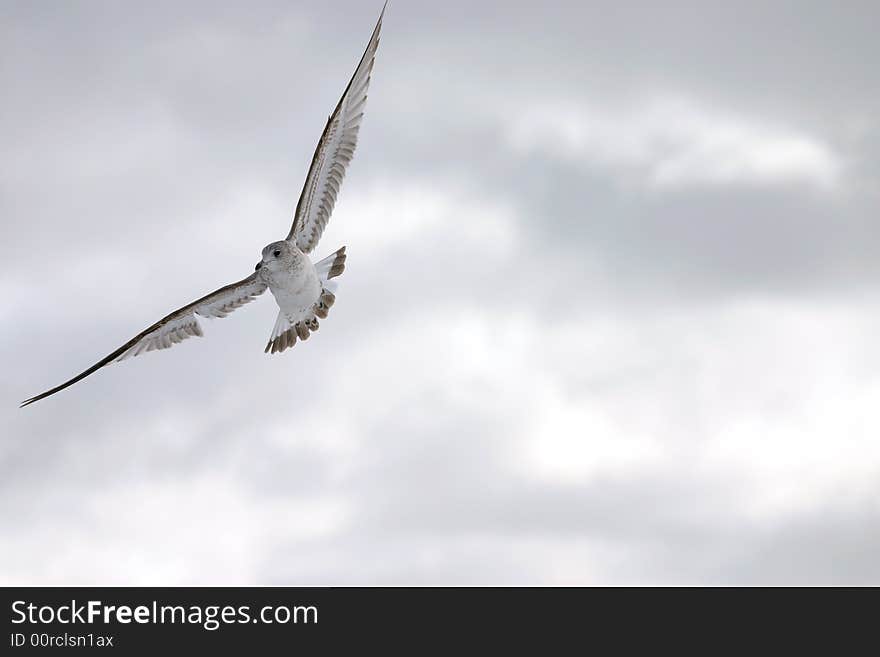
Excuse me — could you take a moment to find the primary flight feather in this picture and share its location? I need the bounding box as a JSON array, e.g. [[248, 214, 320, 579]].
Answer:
[[20, 5, 385, 407]]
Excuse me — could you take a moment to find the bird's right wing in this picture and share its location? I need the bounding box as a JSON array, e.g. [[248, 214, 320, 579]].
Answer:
[[20, 272, 268, 407]]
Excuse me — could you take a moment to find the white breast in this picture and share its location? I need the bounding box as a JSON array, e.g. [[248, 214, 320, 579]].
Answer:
[[267, 259, 322, 322]]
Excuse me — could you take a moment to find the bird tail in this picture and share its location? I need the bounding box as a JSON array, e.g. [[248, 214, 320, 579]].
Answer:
[[264, 246, 345, 354]]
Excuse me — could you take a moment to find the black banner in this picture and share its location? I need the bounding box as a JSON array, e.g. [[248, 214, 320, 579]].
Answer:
[[1, 587, 876, 652]]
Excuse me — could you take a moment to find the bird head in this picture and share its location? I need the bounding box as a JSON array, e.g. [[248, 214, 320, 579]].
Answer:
[[256, 241, 292, 273]]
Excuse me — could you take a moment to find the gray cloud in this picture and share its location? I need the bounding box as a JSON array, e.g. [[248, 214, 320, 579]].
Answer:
[[2, 1, 880, 585]]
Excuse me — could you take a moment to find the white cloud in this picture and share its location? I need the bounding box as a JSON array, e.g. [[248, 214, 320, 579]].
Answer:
[[510, 96, 841, 190], [521, 388, 665, 482], [319, 178, 520, 259], [5, 264, 880, 584], [0, 474, 349, 585], [275, 294, 880, 520]]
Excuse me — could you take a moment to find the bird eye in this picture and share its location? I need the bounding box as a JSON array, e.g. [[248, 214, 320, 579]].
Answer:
[[254, 262, 262, 271], [273, 249, 281, 257]]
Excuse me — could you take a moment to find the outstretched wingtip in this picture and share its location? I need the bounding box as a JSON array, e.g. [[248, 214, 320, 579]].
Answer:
[[20, 388, 56, 407], [377, 2, 387, 31]]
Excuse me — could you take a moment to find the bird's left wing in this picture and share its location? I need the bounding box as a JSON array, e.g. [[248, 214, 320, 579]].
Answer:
[[286, 4, 385, 253], [20, 272, 267, 407]]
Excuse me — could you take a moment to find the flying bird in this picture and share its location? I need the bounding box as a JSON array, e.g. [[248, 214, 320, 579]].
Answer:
[[20, 6, 386, 407]]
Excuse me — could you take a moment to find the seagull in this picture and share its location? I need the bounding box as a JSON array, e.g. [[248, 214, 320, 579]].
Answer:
[[20, 6, 386, 407]]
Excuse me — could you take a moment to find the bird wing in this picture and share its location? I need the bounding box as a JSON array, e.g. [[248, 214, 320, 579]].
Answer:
[[286, 4, 384, 253], [20, 272, 268, 407]]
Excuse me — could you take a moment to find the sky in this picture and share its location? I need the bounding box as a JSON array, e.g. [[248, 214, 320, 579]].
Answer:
[[2, 0, 879, 585]]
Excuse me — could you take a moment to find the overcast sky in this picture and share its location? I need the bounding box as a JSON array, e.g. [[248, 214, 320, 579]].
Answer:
[[2, 0, 879, 585]]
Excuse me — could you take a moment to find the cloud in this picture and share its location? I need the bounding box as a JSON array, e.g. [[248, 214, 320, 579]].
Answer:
[[510, 96, 841, 190], [0, 472, 349, 585], [3, 0, 880, 587], [4, 252, 880, 585]]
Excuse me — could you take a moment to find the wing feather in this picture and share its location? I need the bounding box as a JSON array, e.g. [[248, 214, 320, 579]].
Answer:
[[286, 4, 385, 253], [20, 272, 267, 407]]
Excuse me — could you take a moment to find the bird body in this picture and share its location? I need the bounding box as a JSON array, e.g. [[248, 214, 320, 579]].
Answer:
[[261, 241, 322, 319], [258, 241, 347, 353], [269, 262, 322, 323], [21, 5, 383, 406]]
